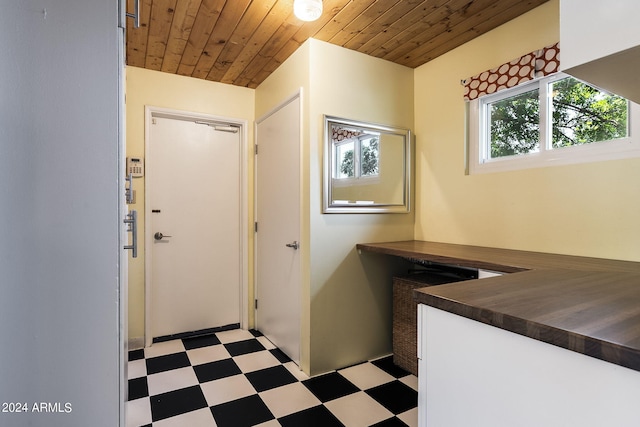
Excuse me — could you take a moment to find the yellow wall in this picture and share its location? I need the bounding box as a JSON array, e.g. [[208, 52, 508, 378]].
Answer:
[[254, 41, 313, 373], [125, 67, 255, 342], [308, 40, 415, 375], [414, 0, 640, 261], [256, 39, 415, 375]]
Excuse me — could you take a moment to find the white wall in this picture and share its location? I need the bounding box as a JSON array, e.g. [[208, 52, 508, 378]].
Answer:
[[0, 1, 121, 425]]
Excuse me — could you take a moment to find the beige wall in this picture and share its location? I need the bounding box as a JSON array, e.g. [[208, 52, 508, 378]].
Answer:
[[254, 41, 312, 373], [308, 40, 415, 375], [125, 67, 255, 342], [414, 0, 640, 262], [256, 39, 415, 375]]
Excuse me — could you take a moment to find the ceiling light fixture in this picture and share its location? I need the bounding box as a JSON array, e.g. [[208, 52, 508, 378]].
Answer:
[[294, 0, 323, 22]]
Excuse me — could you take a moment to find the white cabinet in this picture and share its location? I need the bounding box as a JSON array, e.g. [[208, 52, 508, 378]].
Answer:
[[418, 304, 640, 427], [1, 1, 123, 425], [560, 0, 640, 69], [561, 0, 640, 103]]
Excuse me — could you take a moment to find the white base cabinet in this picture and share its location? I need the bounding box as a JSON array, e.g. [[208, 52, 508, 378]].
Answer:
[[418, 305, 640, 427]]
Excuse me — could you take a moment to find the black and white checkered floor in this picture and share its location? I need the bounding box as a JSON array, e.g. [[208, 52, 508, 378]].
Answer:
[[127, 328, 418, 427]]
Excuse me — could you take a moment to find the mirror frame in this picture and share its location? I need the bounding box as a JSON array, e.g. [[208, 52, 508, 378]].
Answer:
[[323, 115, 412, 213]]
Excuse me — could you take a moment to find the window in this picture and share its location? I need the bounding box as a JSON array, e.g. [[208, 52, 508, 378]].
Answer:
[[469, 73, 640, 173], [334, 133, 379, 180]]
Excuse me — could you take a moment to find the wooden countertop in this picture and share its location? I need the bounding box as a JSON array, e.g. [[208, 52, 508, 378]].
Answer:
[[356, 240, 640, 372]]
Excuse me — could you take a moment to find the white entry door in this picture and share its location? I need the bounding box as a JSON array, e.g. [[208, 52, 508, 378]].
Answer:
[[149, 115, 241, 339], [255, 95, 301, 364]]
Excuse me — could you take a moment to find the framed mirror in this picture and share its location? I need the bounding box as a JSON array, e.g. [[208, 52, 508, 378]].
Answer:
[[323, 115, 412, 213]]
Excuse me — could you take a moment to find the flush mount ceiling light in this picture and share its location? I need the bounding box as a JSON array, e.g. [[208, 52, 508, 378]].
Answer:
[[294, 0, 323, 22]]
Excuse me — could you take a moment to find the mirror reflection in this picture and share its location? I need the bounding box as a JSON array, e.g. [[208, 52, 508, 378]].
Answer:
[[323, 116, 411, 213]]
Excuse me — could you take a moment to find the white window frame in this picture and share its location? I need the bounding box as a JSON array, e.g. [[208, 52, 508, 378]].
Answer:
[[468, 72, 640, 174], [332, 133, 380, 185]]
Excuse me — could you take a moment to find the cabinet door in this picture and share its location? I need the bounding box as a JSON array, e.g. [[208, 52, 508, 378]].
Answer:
[[561, 0, 640, 69]]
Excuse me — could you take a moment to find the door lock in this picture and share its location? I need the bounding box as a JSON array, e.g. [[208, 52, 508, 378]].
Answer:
[[154, 232, 172, 241], [285, 241, 299, 250]]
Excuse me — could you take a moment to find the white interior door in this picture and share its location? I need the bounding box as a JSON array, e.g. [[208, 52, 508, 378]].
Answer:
[[149, 115, 241, 339], [255, 95, 301, 364]]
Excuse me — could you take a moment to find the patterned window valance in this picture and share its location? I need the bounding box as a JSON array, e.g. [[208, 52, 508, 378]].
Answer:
[[462, 42, 560, 101]]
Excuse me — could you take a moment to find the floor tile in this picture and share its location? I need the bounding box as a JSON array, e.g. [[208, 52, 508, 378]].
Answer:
[[397, 407, 418, 427], [144, 340, 185, 358], [210, 394, 274, 427], [257, 336, 276, 350], [278, 405, 344, 427], [152, 407, 217, 427], [365, 381, 417, 415], [259, 382, 321, 418], [193, 358, 241, 383], [371, 356, 410, 378], [128, 377, 149, 401], [338, 362, 395, 390], [200, 374, 256, 406], [150, 385, 208, 422], [146, 352, 191, 375], [324, 391, 394, 427], [371, 417, 411, 427], [128, 358, 147, 379], [224, 339, 266, 356], [187, 344, 231, 366], [216, 329, 256, 344], [399, 374, 418, 391], [126, 397, 151, 427], [283, 361, 308, 381], [255, 420, 282, 427], [302, 372, 359, 402], [147, 366, 199, 396], [127, 331, 417, 427], [129, 349, 145, 361], [182, 333, 221, 350], [246, 365, 298, 392], [269, 348, 291, 363], [234, 350, 281, 373]]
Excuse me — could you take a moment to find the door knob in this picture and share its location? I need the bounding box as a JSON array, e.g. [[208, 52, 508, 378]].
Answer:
[[285, 241, 299, 250], [154, 232, 172, 241]]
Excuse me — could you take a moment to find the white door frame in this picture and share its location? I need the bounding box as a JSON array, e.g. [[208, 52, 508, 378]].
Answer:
[[144, 106, 249, 347]]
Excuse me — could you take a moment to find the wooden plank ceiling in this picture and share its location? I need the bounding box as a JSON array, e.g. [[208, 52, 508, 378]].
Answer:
[[126, 0, 549, 89]]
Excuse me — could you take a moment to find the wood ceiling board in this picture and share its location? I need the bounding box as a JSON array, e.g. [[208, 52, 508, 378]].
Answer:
[[357, 0, 453, 58], [220, 0, 294, 85], [126, 0, 153, 68], [401, 0, 550, 68], [125, 0, 550, 88], [341, 0, 425, 52], [187, 0, 251, 78], [161, 0, 202, 73], [205, 0, 279, 82], [174, 0, 226, 76], [144, 0, 178, 70]]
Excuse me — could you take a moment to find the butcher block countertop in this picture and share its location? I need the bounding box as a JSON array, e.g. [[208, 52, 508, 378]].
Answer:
[[356, 240, 640, 372]]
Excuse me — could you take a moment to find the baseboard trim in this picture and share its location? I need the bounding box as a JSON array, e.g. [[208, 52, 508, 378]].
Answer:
[[152, 323, 241, 344], [128, 337, 145, 351]]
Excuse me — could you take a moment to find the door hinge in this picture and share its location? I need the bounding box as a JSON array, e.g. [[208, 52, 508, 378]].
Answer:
[[254, 299, 258, 309], [254, 144, 258, 155], [254, 222, 258, 232]]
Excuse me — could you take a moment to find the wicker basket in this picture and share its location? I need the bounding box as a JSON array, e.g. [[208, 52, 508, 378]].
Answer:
[[393, 271, 466, 375]]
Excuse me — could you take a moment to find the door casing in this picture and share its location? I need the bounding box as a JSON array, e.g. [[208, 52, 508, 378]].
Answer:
[[144, 106, 249, 347]]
